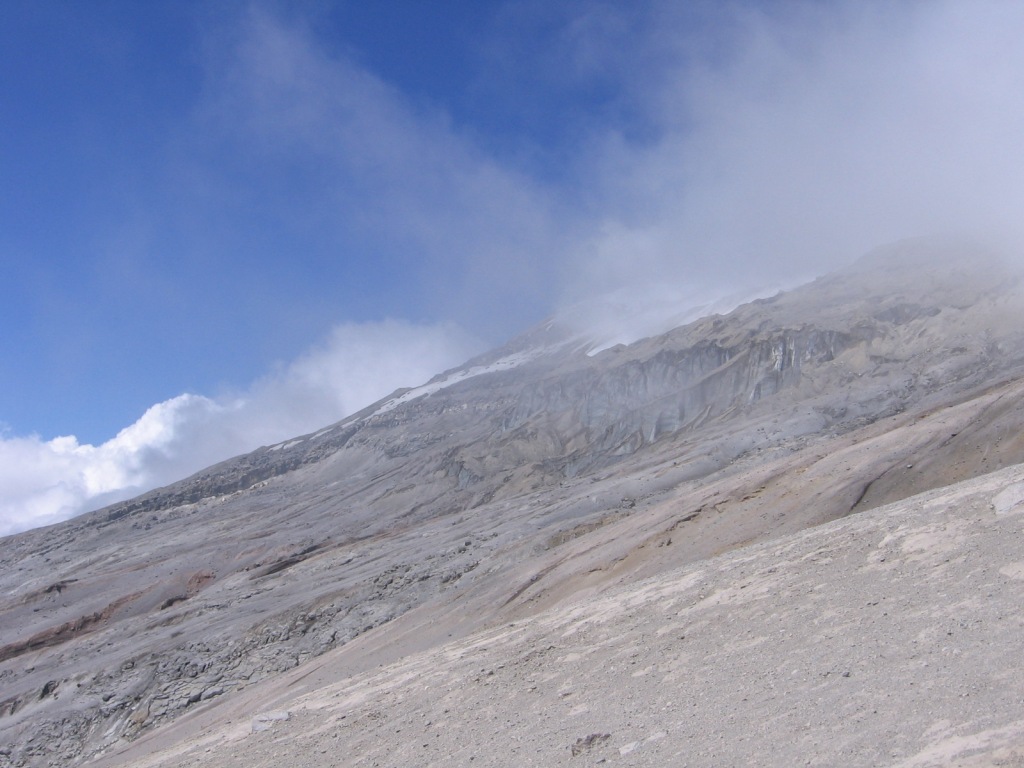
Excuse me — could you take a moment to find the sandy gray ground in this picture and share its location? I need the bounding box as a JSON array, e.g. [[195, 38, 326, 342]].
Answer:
[[91, 462, 1024, 768]]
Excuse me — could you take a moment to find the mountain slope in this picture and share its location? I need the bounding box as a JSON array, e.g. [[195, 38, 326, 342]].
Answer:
[[91, 460, 1024, 768], [2, 238, 1024, 766]]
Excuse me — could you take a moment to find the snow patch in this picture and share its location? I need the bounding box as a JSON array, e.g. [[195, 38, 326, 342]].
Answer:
[[370, 350, 541, 417], [268, 439, 304, 452]]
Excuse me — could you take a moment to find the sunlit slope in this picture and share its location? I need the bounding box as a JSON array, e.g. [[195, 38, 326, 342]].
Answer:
[[95, 461, 1024, 768], [3, 239, 1024, 766]]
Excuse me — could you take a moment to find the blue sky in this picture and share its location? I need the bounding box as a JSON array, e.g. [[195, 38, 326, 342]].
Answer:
[[2, 1, 541, 444], [0, 0, 696, 443], [4, 1, 1024, 534]]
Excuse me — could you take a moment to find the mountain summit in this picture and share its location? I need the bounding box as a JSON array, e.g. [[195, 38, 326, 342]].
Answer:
[[4, 239, 1024, 766]]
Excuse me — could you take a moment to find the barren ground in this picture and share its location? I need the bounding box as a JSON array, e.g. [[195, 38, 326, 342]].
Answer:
[[91, 462, 1024, 768]]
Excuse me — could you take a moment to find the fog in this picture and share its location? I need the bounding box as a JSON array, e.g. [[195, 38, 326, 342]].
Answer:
[[199, 1, 1024, 344], [558, 0, 1024, 342]]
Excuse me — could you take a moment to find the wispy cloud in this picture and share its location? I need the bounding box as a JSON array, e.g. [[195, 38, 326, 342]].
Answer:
[[564, 0, 1024, 319], [0, 320, 479, 536], [187, 7, 572, 341]]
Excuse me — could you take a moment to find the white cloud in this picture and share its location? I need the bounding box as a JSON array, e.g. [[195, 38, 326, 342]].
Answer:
[[0, 320, 480, 537], [562, 0, 1024, 334]]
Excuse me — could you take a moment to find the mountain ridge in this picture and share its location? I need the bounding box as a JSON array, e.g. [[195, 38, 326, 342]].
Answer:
[[3, 239, 1024, 766]]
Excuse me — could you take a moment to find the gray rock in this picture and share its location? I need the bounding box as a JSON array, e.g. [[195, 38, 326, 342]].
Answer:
[[250, 711, 290, 733]]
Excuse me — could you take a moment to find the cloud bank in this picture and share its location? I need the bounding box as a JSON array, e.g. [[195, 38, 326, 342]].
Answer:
[[557, 0, 1024, 340], [0, 321, 479, 537]]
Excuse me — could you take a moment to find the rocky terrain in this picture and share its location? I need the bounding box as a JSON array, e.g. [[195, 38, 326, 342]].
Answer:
[[89, 461, 1024, 768], [3, 238, 1024, 766]]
